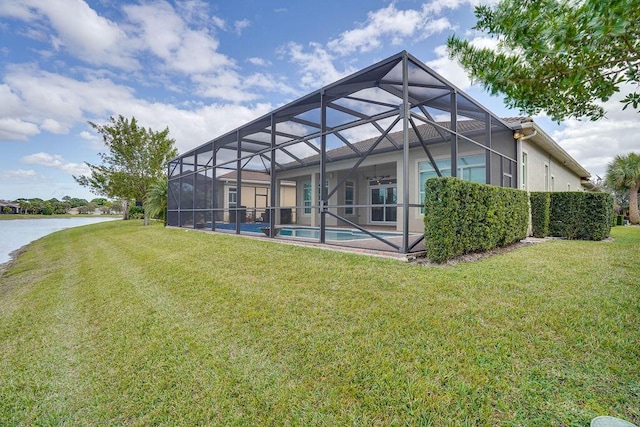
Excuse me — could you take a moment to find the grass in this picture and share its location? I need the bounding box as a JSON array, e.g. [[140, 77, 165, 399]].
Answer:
[[0, 220, 638, 426]]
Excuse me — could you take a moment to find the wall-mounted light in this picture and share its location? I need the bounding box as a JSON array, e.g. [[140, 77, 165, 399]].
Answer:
[[514, 130, 537, 141]]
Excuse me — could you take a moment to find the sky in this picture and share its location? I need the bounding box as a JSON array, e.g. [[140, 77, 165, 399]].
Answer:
[[0, 0, 637, 202]]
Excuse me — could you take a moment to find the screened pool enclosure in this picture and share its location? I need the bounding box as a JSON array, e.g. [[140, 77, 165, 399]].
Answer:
[[167, 51, 519, 253]]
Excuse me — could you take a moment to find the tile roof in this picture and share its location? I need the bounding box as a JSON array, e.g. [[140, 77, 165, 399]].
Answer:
[[281, 117, 527, 169]]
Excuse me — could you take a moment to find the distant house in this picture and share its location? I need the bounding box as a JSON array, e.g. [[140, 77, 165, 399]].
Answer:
[[167, 51, 591, 253], [0, 202, 19, 214]]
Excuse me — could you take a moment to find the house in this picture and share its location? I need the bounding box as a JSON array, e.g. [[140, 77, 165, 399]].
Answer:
[[0, 202, 20, 214], [167, 51, 591, 253]]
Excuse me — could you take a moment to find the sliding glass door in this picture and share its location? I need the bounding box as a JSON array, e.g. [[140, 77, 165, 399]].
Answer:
[[370, 179, 397, 223]]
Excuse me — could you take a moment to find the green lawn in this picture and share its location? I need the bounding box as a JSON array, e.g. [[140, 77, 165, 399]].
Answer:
[[1, 220, 638, 426]]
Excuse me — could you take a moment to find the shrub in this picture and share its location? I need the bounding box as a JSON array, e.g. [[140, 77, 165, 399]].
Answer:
[[129, 205, 144, 219], [530, 192, 550, 237], [616, 214, 624, 226], [549, 192, 613, 240], [424, 178, 529, 263]]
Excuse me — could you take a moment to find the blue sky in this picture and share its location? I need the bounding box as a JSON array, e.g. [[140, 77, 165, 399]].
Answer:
[[0, 0, 637, 201]]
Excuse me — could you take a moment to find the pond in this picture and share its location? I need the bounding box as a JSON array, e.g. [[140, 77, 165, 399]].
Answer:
[[0, 217, 120, 265]]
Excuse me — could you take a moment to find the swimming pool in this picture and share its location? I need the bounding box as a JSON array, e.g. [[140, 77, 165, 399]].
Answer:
[[277, 226, 401, 241], [210, 223, 401, 241]]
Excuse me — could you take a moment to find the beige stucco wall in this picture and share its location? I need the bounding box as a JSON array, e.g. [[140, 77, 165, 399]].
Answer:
[[274, 135, 585, 234], [521, 140, 584, 192]]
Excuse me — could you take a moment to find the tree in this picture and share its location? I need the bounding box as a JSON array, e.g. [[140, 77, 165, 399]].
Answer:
[[145, 179, 169, 224], [74, 115, 178, 225], [447, 0, 640, 121], [110, 200, 124, 215], [605, 152, 640, 224]]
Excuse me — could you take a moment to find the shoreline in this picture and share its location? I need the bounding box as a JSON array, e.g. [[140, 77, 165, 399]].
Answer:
[[0, 245, 27, 277], [0, 216, 121, 277]]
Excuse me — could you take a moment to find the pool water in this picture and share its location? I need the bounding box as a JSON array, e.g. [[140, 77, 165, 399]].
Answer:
[[210, 222, 400, 241], [277, 226, 400, 241], [205, 222, 402, 242]]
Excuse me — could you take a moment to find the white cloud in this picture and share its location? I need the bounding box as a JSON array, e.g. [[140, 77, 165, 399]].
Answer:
[[40, 118, 69, 134], [0, 118, 40, 141], [22, 152, 91, 176], [1, 0, 138, 69], [552, 113, 640, 179], [234, 19, 250, 35], [176, 0, 214, 26], [124, 1, 233, 75], [192, 71, 257, 102], [326, 3, 452, 55], [426, 45, 472, 90], [0, 84, 25, 117], [78, 130, 99, 142], [1, 64, 273, 151], [247, 57, 271, 67], [1, 169, 37, 179], [2, 64, 136, 140], [425, 37, 501, 90], [243, 73, 298, 96], [281, 42, 357, 89], [211, 15, 226, 29], [0, 2, 38, 21]]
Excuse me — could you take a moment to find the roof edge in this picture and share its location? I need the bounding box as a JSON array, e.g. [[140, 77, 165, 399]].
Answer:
[[519, 121, 591, 179]]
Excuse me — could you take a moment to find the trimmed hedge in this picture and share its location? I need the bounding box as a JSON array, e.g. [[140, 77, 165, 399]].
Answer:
[[548, 192, 613, 240], [530, 192, 550, 237], [424, 177, 529, 263]]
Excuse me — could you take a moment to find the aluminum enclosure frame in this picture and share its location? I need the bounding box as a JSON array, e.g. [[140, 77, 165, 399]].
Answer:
[[167, 51, 518, 254]]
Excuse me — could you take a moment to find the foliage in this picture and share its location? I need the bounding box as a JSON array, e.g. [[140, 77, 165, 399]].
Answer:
[[90, 198, 108, 206], [145, 179, 168, 223], [109, 200, 124, 215], [447, 0, 640, 121], [11, 198, 73, 215], [423, 177, 529, 263], [77, 203, 98, 215], [74, 115, 178, 225], [549, 192, 613, 240], [63, 197, 90, 208], [605, 152, 640, 224], [1, 221, 638, 425], [530, 192, 550, 237], [128, 205, 144, 219]]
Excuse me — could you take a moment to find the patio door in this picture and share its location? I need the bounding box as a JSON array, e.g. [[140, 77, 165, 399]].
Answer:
[[370, 179, 397, 223]]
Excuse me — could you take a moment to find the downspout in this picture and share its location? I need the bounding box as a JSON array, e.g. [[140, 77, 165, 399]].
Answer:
[[514, 130, 537, 190]]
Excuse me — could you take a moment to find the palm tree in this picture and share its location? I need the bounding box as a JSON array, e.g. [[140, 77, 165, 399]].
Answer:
[[605, 152, 640, 224], [145, 179, 168, 225]]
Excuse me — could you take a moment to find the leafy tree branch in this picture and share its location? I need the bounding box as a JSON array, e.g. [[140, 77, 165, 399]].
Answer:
[[447, 0, 640, 121]]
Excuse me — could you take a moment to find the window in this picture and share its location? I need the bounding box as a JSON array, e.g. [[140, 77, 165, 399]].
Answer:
[[345, 181, 354, 215], [303, 180, 328, 215], [228, 187, 237, 208], [521, 152, 528, 190], [317, 181, 329, 201], [419, 154, 485, 211], [303, 182, 312, 214]]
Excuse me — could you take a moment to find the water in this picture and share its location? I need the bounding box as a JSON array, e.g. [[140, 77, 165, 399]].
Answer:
[[277, 226, 402, 241], [212, 222, 401, 241], [0, 217, 120, 265]]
